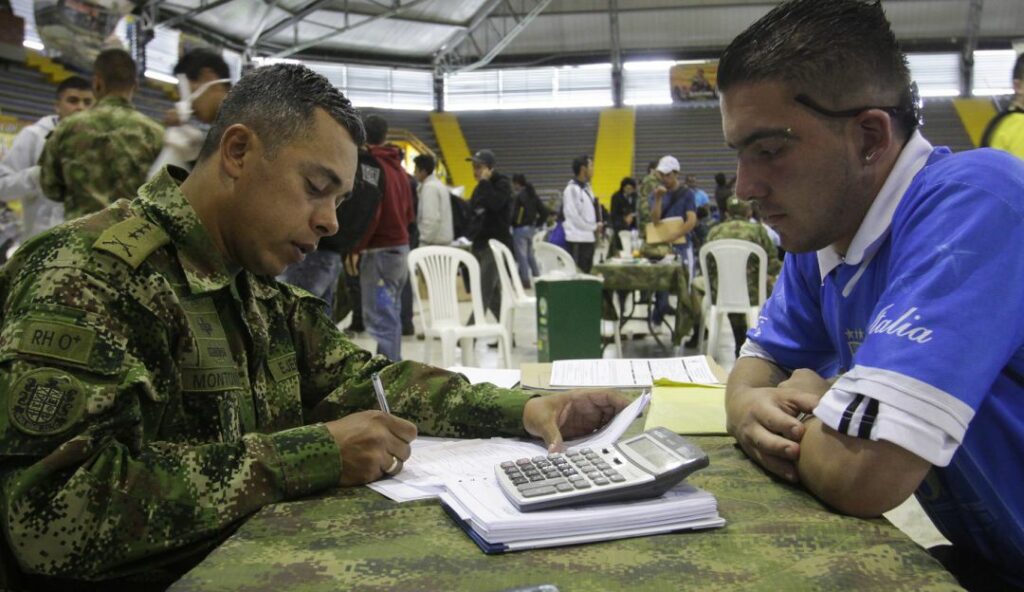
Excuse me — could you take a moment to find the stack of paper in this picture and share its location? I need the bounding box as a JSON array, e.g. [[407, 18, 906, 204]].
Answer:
[[441, 480, 723, 554], [368, 393, 725, 553]]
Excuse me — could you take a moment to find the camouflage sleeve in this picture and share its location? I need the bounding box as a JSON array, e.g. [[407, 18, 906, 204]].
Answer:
[[284, 288, 533, 439], [37, 125, 66, 202], [0, 267, 341, 580]]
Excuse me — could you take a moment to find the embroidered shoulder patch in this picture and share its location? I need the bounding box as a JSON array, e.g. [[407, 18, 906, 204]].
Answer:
[[93, 216, 170, 268], [8, 369, 87, 436]]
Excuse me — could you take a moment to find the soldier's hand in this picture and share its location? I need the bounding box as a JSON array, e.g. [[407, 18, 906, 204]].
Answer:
[[523, 390, 630, 452], [731, 386, 819, 483], [324, 411, 417, 486]]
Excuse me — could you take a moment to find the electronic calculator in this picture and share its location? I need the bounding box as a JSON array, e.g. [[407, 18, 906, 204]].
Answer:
[[495, 427, 709, 512]]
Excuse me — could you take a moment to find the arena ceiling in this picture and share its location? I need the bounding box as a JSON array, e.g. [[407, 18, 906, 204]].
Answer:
[[145, 0, 1023, 71]]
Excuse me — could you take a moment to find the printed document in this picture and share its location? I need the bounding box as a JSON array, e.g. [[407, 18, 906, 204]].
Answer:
[[549, 356, 719, 387]]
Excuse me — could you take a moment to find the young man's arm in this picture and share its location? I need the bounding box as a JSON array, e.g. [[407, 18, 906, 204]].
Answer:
[[727, 358, 931, 516]]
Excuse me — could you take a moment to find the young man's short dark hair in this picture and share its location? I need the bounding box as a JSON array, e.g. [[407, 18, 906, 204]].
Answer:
[[718, 0, 916, 139], [198, 63, 365, 161], [714, 172, 727, 186], [1013, 53, 1024, 85], [94, 49, 138, 92], [647, 160, 658, 172], [56, 75, 90, 98], [413, 154, 435, 174], [572, 154, 591, 177], [363, 115, 388, 146], [173, 48, 230, 82]]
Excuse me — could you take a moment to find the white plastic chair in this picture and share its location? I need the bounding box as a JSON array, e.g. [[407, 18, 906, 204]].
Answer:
[[534, 242, 577, 277], [408, 246, 512, 368], [489, 239, 537, 346], [617, 230, 633, 257], [697, 239, 768, 361]]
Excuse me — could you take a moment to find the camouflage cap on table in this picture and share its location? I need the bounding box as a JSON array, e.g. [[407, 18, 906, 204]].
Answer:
[[169, 436, 961, 592]]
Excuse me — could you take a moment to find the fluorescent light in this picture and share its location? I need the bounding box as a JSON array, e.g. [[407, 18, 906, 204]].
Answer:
[[145, 70, 179, 84], [22, 39, 44, 51], [918, 88, 960, 98], [972, 88, 1013, 96]]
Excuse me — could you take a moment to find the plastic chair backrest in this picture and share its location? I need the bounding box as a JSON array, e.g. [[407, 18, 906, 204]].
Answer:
[[698, 239, 767, 311], [535, 242, 577, 276], [489, 239, 530, 303], [408, 246, 486, 328], [617, 230, 633, 255]]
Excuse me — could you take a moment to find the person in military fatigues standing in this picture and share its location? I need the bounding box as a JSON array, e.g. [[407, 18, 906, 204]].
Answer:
[[702, 197, 782, 356], [0, 64, 627, 590], [38, 48, 164, 221]]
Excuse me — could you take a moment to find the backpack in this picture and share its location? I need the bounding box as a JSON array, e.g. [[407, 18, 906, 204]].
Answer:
[[319, 154, 382, 255], [450, 192, 472, 239]]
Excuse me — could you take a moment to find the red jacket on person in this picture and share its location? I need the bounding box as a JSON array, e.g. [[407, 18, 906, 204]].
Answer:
[[355, 144, 414, 251]]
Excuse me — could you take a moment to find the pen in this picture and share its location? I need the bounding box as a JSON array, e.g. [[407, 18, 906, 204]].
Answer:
[[371, 372, 391, 414]]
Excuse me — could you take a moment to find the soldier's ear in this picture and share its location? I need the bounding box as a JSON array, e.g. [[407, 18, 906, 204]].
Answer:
[[219, 124, 253, 180]]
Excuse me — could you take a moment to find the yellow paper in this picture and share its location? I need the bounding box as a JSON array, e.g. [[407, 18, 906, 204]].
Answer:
[[644, 383, 728, 435]]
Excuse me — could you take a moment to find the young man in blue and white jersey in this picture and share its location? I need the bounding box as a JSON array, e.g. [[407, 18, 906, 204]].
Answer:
[[718, 0, 1024, 589]]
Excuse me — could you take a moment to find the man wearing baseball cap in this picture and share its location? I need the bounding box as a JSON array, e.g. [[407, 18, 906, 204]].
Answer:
[[648, 154, 697, 326]]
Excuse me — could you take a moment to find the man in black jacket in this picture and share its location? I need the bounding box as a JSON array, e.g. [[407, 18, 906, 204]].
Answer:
[[466, 149, 513, 322]]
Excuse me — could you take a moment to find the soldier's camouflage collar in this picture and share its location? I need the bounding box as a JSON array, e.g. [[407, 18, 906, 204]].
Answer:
[[135, 167, 236, 295]]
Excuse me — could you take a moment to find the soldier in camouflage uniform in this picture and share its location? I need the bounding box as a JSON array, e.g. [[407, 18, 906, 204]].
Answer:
[[0, 64, 626, 590], [701, 196, 781, 356], [636, 160, 659, 239], [39, 48, 164, 221]]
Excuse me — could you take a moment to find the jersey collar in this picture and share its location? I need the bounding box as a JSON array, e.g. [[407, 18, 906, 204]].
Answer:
[[817, 130, 934, 279]]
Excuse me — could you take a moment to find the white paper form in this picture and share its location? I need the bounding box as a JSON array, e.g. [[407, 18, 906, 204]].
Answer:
[[549, 356, 718, 387], [369, 392, 651, 502]]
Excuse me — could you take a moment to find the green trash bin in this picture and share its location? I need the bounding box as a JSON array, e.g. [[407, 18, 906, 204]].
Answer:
[[536, 276, 603, 362]]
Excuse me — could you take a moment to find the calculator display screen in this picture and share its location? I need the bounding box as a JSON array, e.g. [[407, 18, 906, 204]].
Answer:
[[626, 438, 677, 471]]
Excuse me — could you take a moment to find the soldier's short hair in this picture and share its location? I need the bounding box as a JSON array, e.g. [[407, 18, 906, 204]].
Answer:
[[94, 49, 137, 93], [173, 48, 230, 82], [718, 0, 916, 139], [198, 63, 365, 162], [1013, 53, 1024, 84], [56, 75, 90, 99]]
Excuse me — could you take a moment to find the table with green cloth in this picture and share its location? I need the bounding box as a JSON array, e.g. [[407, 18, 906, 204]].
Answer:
[[592, 260, 701, 349], [170, 435, 960, 592]]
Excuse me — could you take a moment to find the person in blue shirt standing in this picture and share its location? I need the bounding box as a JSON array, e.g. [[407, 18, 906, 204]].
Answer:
[[717, 1, 1024, 590], [648, 155, 697, 326]]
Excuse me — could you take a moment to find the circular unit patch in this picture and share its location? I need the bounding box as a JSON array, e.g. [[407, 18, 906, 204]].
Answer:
[[8, 368, 86, 436]]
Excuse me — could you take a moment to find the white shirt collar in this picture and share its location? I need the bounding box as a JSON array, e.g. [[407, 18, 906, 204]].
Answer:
[[816, 130, 934, 279]]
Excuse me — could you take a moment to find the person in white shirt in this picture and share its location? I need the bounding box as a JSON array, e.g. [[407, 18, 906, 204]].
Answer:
[[0, 76, 93, 243], [412, 153, 453, 246], [562, 154, 601, 273]]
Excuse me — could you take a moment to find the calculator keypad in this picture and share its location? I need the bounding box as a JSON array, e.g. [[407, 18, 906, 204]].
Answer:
[[501, 450, 626, 497]]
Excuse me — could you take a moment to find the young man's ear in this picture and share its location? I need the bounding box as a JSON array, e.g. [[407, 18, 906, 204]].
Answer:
[[856, 109, 894, 165], [218, 124, 255, 180]]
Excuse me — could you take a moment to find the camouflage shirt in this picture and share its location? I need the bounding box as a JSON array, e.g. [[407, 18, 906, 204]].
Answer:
[[706, 219, 783, 302], [38, 95, 164, 221], [637, 172, 660, 239], [0, 167, 532, 584]]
